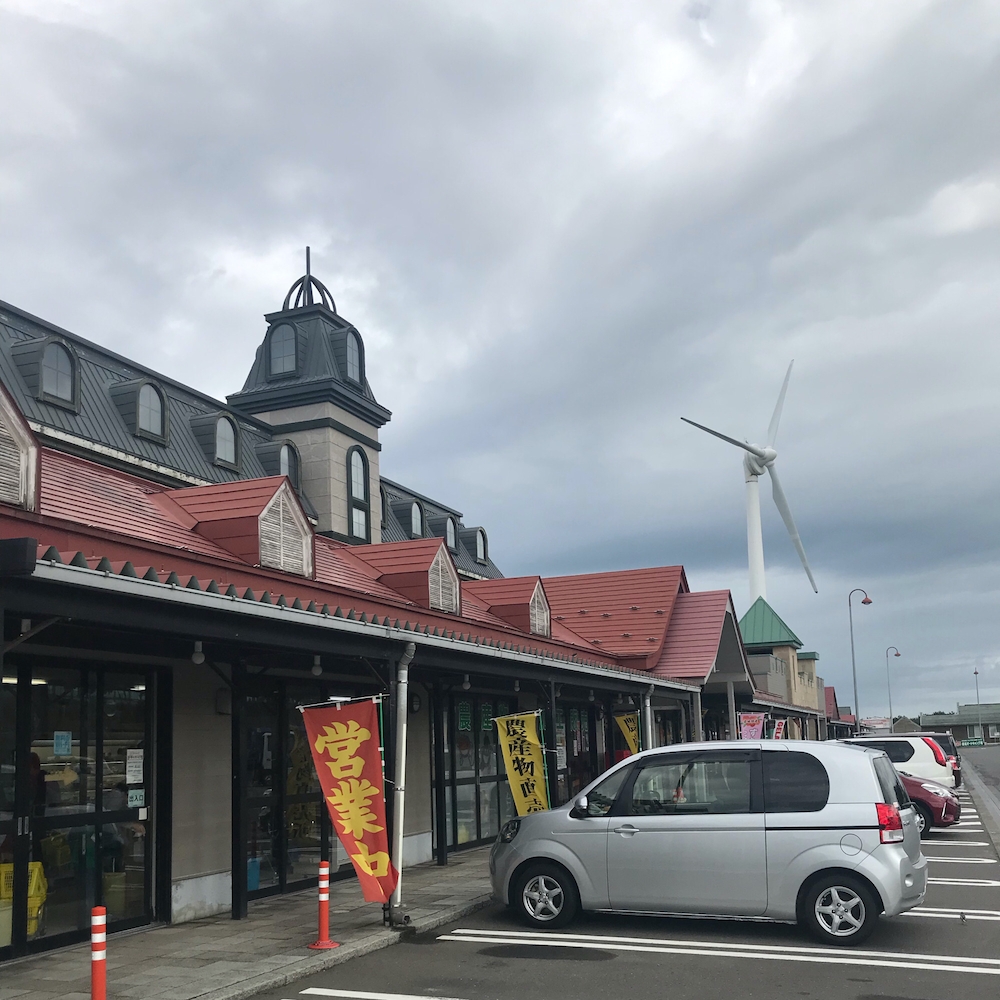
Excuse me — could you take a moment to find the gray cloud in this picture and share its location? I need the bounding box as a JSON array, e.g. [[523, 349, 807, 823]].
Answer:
[[2, 0, 1000, 713]]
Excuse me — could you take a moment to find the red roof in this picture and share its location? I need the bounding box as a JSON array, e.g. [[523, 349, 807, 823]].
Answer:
[[463, 576, 546, 633], [542, 566, 686, 667], [824, 686, 840, 720], [166, 478, 289, 521], [651, 590, 730, 683]]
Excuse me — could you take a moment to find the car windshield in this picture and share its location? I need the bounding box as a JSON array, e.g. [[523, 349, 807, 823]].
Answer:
[[584, 765, 630, 816]]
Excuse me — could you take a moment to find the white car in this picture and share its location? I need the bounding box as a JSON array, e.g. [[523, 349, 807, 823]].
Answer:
[[841, 736, 955, 789]]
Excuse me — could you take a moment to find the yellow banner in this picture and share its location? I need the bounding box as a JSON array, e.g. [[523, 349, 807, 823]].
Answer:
[[495, 712, 549, 815], [615, 713, 640, 755]]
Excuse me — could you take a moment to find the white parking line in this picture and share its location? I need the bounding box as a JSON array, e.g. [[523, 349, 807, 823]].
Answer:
[[904, 907, 1000, 921], [921, 840, 991, 847], [928, 877, 1000, 886], [299, 991, 469, 1000], [926, 857, 998, 864], [438, 928, 1000, 975]]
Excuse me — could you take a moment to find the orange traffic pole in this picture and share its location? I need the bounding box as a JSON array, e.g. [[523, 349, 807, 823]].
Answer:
[[91, 906, 107, 1000], [308, 860, 339, 950]]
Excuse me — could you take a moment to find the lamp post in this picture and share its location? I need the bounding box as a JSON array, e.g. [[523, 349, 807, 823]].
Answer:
[[885, 647, 900, 732], [848, 589, 872, 734], [975, 668, 983, 742]]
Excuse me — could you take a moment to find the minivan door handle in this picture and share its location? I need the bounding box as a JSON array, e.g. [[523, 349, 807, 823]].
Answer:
[[614, 824, 639, 837]]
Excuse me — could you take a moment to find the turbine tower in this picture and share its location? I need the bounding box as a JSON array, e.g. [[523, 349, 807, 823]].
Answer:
[[682, 361, 817, 602]]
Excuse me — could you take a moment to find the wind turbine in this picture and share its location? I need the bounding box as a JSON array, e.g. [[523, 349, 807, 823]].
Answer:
[[681, 361, 817, 602]]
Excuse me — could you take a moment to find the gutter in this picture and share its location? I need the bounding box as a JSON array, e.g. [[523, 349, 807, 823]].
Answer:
[[27, 560, 700, 694]]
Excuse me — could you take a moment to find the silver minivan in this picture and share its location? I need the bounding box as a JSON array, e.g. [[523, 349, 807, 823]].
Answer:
[[490, 741, 926, 945]]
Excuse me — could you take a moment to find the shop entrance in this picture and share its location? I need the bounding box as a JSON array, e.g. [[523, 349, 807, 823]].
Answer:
[[0, 660, 153, 960]]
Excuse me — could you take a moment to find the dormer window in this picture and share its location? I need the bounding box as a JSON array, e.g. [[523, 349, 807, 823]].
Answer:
[[346, 331, 361, 382], [216, 416, 237, 466], [529, 581, 551, 637], [138, 383, 164, 437], [475, 528, 487, 564], [269, 324, 296, 376], [446, 517, 457, 550], [280, 443, 299, 488], [42, 342, 75, 403], [347, 446, 370, 541], [410, 502, 423, 538], [428, 545, 460, 614]]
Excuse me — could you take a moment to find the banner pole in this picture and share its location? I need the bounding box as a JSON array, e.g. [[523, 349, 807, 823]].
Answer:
[[538, 711, 552, 809], [390, 642, 416, 925]]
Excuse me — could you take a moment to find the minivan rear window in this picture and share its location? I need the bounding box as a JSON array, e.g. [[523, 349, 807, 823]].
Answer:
[[867, 741, 915, 763], [762, 751, 829, 812], [873, 756, 912, 808]]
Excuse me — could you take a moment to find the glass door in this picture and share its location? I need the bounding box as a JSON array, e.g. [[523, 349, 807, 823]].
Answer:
[[0, 674, 17, 957]]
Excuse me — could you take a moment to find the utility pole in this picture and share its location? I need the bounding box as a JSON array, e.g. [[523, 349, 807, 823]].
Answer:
[[975, 668, 983, 742]]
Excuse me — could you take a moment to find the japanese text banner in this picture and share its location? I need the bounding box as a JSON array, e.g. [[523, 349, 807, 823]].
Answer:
[[303, 700, 398, 903], [615, 713, 640, 755], [739, 712, 766, 740], [495, 712, 549, 816]]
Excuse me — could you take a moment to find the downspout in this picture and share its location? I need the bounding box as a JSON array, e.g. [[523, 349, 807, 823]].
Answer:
[[643, 685, 655, 751], [390, 641, 416, 924]]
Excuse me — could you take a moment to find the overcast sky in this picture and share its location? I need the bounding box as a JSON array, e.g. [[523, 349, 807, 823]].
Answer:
[[2, 1, 999, 719]]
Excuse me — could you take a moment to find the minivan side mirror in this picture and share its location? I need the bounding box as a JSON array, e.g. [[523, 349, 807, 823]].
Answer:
[[569, 794, 589, 818]]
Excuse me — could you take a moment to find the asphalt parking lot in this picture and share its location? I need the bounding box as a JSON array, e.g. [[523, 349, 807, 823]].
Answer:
[[254, 780, 1000, 1000]]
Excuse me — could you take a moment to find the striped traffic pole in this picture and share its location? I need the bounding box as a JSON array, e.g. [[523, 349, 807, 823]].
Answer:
[[91, 906, 107, 1000], [307, 860, 339, 950]]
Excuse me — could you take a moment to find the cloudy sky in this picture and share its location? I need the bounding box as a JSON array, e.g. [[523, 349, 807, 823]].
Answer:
[[2, 1, 999, 719]]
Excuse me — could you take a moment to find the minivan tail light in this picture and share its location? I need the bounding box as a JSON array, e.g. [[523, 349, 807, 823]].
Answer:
[[922, 737, 947, 767], [877, 802, 904, 843], [947, 755, 957, 767]]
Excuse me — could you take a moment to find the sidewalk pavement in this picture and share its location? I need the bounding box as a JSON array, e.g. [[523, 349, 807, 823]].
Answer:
[[0, 846, 493, 1000], [960, 758, 1000, 855]]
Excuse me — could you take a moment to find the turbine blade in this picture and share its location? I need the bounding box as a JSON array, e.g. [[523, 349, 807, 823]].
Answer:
[[766, 360, 794, 448], [767, 464, 818, 593], [681, 418, 766, 459]]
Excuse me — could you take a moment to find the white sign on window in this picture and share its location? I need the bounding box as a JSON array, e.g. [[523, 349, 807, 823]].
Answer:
[[126, 748, 144, 784]]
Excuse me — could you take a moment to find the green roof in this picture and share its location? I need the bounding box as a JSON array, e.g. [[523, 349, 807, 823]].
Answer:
[[738, 597, 802, 649], [797, 651, 819, 661]]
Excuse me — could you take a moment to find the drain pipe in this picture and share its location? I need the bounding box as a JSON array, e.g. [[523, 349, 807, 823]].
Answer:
[[390, 642, 416, 925], [642, 685, 655, 751]]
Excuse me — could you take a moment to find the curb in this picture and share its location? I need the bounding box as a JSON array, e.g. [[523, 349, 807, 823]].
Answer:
[[198, 892, 493, 1000], [958, 761, 1000, 857]]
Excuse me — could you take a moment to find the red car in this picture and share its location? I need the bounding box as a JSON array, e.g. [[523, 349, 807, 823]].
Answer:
[[899, 771, 961, 837]]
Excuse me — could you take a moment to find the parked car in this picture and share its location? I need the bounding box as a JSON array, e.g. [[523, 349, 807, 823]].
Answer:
[[915, 732, 962, 787], [897, 772, 961, 836], [841, 736, 955, 789], [490, 741, 926, 946]]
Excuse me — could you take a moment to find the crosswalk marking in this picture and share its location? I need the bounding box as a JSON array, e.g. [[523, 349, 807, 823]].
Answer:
[[298, 990, 469, 1000]]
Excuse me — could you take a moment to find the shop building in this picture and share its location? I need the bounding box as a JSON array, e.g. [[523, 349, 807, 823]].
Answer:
[[920, 704, 1000, 744], [0, 272, 756, 961]]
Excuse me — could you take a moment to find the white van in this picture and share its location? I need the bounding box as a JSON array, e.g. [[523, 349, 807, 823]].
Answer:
[[841, 736, 955, 788]]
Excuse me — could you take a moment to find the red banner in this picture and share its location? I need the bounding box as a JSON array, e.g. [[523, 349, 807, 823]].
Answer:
[[302, 700, 398, 903]]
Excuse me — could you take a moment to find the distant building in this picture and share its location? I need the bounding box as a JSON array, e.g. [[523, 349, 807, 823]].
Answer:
[[920, 704, 1000, 744]]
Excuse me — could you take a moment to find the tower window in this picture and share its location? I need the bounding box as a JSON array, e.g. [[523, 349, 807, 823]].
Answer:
[[138, 383, 164, 436], [346, 331, 361, 382], [410, 502, 423, 538], [269, 324, 296, 376], [476, 528, 487, 563], [446, 517, 456, 550], [347, 447, 370, 541], [280, 443, 299, 488], [42, 342, 74, 402], [216, 417, 237, 465]]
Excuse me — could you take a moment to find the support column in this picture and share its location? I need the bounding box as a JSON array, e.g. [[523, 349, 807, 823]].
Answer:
[[230, 662, 247, 920], [432, 682, 448, 866], [642, 687, 655, 751], [727, 681, 737, 740], [693, 690, 704, 742], [546, 680, 558, 806]]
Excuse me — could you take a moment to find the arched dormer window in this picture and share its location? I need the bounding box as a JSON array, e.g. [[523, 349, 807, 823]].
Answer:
[[475, 528, 487, 564], [138, 383, 164, 437], [41, 342, 75, 404], [347, 446, 370, 541], [410, 501, 423, 539], [446, 517, 457, 551], [268, 324, 296, 376], [346, 331, 361, 383], [216, 416, 237, 467], [280, 442, 299, 488]]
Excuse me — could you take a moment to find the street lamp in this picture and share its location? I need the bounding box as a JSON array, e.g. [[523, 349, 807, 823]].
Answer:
[[975, 668, 983, 742], [885, 647, 900, 732], [848, 589, 872, 734]]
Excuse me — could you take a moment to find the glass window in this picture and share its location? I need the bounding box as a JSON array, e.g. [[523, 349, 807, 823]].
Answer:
[[868, 740, 914, 763], [216, 417, 236, 465], [476, 529, 486, 562], [446, 518, 456, 550], [873, 756, 911, 808], [346, 332, 360, 382], [137, 383, 163, 435], [411, 502, 422, 537], [42, 343, 74, 401], [350, 450, 366, 501], [351, 506, 367, 539], [280, 444, 298, 487], [628, 755, 752, 815], [269, 324, 296, 375], [762, 751, 830, 812], [584, 765, 629, 816]]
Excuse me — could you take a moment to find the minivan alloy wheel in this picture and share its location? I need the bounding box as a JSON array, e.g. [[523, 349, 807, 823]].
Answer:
[[814, 886, 865, 937], [522, 874, 564, 921]]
